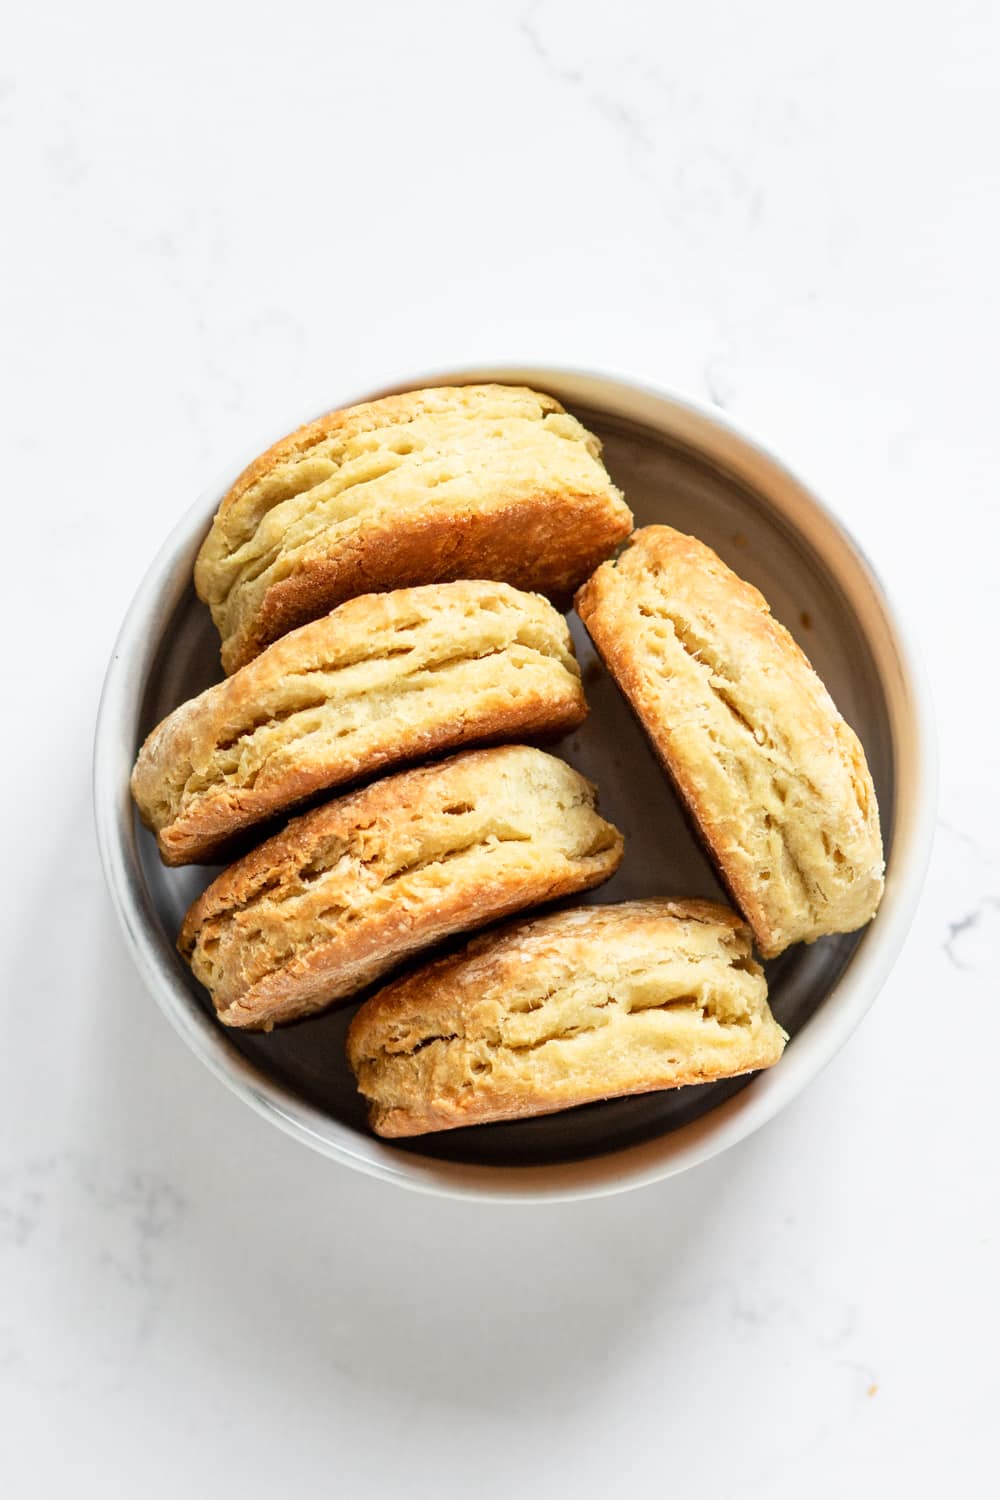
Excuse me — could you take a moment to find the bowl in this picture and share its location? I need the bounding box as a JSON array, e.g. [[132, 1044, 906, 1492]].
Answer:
[[94, 365, 935, 1201]]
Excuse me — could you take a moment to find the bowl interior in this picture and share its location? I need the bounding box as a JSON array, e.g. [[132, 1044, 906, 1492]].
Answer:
[[133, 391, 895, 1172]]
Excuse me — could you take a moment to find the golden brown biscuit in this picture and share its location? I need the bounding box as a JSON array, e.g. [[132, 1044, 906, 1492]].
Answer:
[[347, 899, 786, 1137], [131, 581, 587, 866], [575, 527, 884, 957], [195, 384, 633, 673], [178, 746, 623, 1030]]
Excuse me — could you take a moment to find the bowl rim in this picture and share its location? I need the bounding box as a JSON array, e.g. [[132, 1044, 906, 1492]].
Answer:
[[93, 363, 937, 1203]]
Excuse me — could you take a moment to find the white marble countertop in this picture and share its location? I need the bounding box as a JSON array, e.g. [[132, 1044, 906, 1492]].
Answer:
[[2, 1, 996, 1494]]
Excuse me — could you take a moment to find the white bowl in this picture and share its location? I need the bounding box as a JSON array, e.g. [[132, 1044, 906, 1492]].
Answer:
[[94, 366, 936, 1201]]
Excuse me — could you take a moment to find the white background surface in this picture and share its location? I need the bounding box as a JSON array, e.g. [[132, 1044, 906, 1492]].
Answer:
[[2, 1, 997, 1494]]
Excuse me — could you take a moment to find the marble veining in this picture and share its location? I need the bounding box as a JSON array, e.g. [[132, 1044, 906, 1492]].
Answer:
[[0, 1155, 183, 1394]]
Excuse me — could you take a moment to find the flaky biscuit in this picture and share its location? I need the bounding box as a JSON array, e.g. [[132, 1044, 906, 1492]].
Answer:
[[575, 527, 884, 957], [131, 581, 587, 865], [195, 384, 633, 673], [347, 899, 786, 1137], [178, 746, 623, 1030]]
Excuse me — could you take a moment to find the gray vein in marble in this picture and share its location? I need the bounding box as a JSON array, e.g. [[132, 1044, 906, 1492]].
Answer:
[[704, 358, 736, 410], [516, 0, 847, 409], [0, 1152, 184, 1395], [519, 2, 660, 169], [937, 816, 996, 868], [50, 166, 309, 461], [518, 3, 582, 86], [942, 897, 1000, 973]]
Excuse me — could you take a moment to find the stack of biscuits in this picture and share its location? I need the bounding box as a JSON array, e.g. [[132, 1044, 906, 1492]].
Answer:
[[131, 384, 884, 1139]]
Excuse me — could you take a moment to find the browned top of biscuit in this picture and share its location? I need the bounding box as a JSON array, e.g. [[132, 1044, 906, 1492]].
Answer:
[[193, 384, 632, 672], [208, 386, 574, 538]]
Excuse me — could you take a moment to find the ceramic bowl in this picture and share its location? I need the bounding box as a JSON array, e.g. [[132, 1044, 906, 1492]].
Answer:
[[94, 366, 935, 1200]]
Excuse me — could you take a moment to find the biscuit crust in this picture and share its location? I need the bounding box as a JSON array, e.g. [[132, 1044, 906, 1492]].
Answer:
[[347, 899, 786, 1137], [178, 746, 623, 1030], [195, 385, 633, 673], [131, 581, 587, 865], [575, 527, 884, 957]]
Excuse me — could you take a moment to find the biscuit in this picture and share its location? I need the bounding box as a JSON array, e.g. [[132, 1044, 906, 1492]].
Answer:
[[347, 899, 786, 1137], [195, 384, 633, 673], [575, 526, 884, 957], [178, 746, 624, 1030], [131, 581, 587, 865]]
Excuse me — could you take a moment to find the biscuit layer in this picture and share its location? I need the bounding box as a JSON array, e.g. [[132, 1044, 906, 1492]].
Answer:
[[575, 527, 884, 956], [178, 746, 623, 1029], [132, 581, 586, 864], [196, 384, 633, 672], [347, 899, 786, 1136]]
